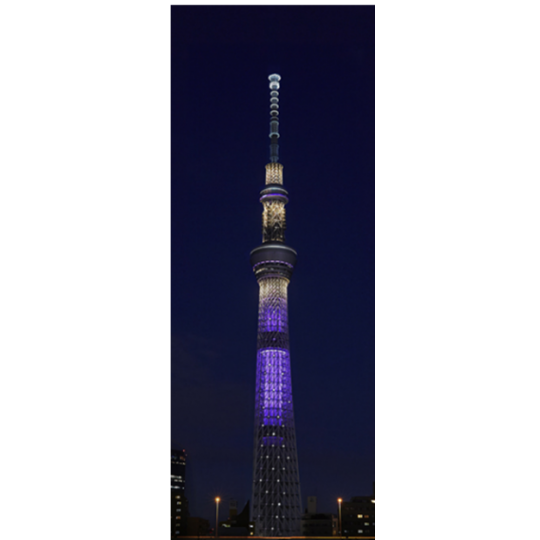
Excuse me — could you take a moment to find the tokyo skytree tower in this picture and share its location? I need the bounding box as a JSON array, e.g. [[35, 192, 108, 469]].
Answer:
[[250, 74, 302, 536]]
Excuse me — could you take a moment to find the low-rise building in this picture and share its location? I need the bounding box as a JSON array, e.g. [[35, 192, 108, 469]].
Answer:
[[301, 512, 336, 536], [301, 496, 337, 537], [341, 495, 375, 537], [186, 517, 210, 536], [219, 500, 255, 536]]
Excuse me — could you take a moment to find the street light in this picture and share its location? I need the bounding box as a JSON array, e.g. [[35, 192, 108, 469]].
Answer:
[[337, 498, 342, 538], [215, 497, 220, 538]]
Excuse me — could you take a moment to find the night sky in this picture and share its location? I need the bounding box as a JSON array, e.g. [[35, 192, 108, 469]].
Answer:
[[172, 6, 374, 523]]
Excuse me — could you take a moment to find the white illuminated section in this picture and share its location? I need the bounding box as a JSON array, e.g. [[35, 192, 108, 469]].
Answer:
[[265, 162, 283, 185], [262, 201, 286, 243], [268, 74, 280, 147], [259, 277, 288, 303], [269, 73, 281, 90], [259, 277, 289, 308]]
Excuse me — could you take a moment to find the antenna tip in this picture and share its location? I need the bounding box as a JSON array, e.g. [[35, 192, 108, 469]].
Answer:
[[269, 73, 281, 90]]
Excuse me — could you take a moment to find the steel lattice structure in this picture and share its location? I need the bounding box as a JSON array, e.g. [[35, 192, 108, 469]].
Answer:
[[250, 74, 302, 537]]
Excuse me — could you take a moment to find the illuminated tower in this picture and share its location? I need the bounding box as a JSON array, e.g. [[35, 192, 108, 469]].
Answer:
[[250, 74, 302, 537]]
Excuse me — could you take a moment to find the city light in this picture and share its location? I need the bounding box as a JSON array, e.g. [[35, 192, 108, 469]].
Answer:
[[215, 497, 220, 538]]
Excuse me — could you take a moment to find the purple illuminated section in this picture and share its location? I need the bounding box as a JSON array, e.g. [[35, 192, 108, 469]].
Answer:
[[258, 299, 288, 332], [255, 348, 294, 428]]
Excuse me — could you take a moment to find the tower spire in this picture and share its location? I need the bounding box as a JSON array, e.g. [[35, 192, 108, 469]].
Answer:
[[250, 74, 302, 537], [268, 73, 281, 163]]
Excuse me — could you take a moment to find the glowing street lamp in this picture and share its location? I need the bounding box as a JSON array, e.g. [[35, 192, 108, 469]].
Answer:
[[215, 497, 220, 538], [337, 498, 342, 538]]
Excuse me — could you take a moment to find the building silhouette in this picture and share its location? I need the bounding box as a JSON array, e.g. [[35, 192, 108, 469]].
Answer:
[[219, 500, 255, 536], [171, 448, 189, 536], [186, 517, 210, 537], [250, 74, 302, 536], [341, 495, 375, 538], [301, 496, 337, 537]]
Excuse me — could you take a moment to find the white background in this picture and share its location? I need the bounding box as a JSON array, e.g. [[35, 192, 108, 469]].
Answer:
[[1, 1, 539, 539], [0, 3, 170, 538], [377, 2, 540, 538]]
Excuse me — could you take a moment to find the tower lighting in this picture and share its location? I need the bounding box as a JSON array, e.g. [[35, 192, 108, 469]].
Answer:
[[250, 74, 302, 537]]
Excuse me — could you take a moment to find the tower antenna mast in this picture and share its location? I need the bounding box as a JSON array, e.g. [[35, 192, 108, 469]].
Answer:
[[269, 73, 281, 163]]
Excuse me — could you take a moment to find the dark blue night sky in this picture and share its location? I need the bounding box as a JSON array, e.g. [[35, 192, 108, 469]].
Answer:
[[172, 6, 374, 523]]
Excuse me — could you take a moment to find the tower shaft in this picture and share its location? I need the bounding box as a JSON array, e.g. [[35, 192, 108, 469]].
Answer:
[[250, 74, 302, 537]]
